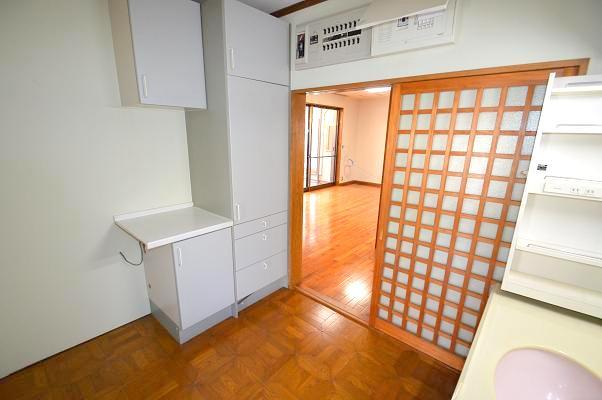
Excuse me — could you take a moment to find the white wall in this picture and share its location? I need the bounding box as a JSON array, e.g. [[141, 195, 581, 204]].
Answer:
[[285, 0, 602, 90], [306, 93, 389, 184], [0, 1, 192, 378], [353, 96, 389, 184]]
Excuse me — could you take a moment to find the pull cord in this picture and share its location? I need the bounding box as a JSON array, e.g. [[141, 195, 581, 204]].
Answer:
[[120, 241, 144, 266]]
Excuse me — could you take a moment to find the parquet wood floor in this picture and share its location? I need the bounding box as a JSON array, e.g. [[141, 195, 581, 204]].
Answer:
[[301, 184, 381, 322], [0, 290, 458, 399]]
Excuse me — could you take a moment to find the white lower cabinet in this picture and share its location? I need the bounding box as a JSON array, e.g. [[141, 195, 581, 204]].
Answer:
[[173, 229, 235, 329], [143, 228, 235, 342], [233, 214, 288, 301]]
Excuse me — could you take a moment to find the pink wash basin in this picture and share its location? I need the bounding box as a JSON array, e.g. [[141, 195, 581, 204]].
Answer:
[[495, 348, 602, 400]]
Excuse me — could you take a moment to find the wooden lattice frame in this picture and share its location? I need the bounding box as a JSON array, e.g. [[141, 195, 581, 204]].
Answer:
[[370, 68, 582, 369]]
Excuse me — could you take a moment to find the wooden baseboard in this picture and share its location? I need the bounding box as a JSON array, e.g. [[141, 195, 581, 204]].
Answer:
[[354, 180, 382, 187], [338, 180, 382, 187]]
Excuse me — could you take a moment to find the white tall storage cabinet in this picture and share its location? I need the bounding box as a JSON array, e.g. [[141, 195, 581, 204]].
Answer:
[[186, 0, 290, 309]]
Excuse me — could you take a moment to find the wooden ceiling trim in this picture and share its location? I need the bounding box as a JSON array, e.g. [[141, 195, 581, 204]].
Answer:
[[271, 0, 328, 18]]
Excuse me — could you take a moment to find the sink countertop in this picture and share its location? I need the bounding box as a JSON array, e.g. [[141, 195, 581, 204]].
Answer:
[[452, 286, 602, 399], [114, 203, 233, 250]]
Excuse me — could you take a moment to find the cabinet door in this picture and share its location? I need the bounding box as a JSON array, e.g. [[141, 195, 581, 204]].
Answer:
[[172, 229, 234, 330], [128, 0, 207, 108], [228, 76, 289, 224], [224, 0, 290, 86]]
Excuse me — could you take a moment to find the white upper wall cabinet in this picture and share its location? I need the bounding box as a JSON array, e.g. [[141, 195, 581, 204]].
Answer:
[[224, 0, 290, 86], [109, 0, 207, 108]]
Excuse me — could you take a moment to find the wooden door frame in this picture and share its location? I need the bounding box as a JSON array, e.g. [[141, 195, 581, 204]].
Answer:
[[288, 59, 589, 308], [304, 103, 344, 191]]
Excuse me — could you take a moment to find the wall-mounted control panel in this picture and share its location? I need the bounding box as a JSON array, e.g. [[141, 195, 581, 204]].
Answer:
[[543, 176, 602, 200], [294, 0, 459, 70], [371, 0, 458, 56], [295, 7, 372, 70]]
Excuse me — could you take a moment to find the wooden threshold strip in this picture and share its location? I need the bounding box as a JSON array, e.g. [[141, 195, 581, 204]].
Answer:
[[296, 285, 368, 326]]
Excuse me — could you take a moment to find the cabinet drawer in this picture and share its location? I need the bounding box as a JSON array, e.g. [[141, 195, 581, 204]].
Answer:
[[234, 224, 287, 270], [233, 211, 287, 239], [236, 252, 286, 299]]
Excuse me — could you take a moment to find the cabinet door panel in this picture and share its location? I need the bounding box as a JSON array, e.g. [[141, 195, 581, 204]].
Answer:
[[129, 0, 207, 108], [228, 76, 289, 224], [224, 0, 289, 86], [173, 229, 234, 330]]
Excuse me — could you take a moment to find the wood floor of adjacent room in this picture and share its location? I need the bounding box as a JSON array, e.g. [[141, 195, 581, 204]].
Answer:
[[0, 290, 459, 399], [300, 183, 380, 322]]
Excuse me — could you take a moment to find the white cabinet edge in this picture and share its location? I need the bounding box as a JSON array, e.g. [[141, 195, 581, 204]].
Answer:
[[114, 202, 194, 222], [114, 203, 233, 250]]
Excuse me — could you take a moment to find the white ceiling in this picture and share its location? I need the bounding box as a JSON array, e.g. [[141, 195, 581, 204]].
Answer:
[[339, 88, 391, 99], [237, 0, 300, 14]]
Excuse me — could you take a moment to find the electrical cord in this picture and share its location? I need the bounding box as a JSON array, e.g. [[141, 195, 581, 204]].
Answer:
[[120, 241, 144, 266]]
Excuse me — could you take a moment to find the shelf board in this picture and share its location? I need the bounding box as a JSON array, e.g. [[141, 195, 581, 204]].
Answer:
[[542, 126, 602, 135], [515, 238, 602, 268], [551, 85, 602, 96], [527, 190, 602, 202], [501, 270, 602, 319]]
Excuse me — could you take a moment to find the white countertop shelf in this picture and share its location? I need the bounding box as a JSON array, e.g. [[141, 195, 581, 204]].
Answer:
[[452, 286, 602, 399], [114, 203, 233, 250]]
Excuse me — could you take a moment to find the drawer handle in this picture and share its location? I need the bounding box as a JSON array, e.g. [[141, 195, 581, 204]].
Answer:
[[261, 233, 268, 241], [263, 262, 268, 270], [261, 220, 268, 228]]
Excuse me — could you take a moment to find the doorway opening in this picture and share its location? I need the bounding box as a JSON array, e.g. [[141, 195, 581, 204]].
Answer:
[[289, 58, 587, 369], [298, 86, 392, 323], [304, 104, 341, 191]]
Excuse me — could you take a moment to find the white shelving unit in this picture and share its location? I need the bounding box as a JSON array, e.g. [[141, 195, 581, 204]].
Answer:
[[502, 73, 602, 318]]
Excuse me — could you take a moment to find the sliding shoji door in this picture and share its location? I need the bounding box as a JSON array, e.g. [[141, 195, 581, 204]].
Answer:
[[371, 68, 580, 368]]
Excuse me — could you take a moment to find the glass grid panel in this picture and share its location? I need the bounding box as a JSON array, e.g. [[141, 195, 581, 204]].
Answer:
[[378, 82, 543, 361]]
